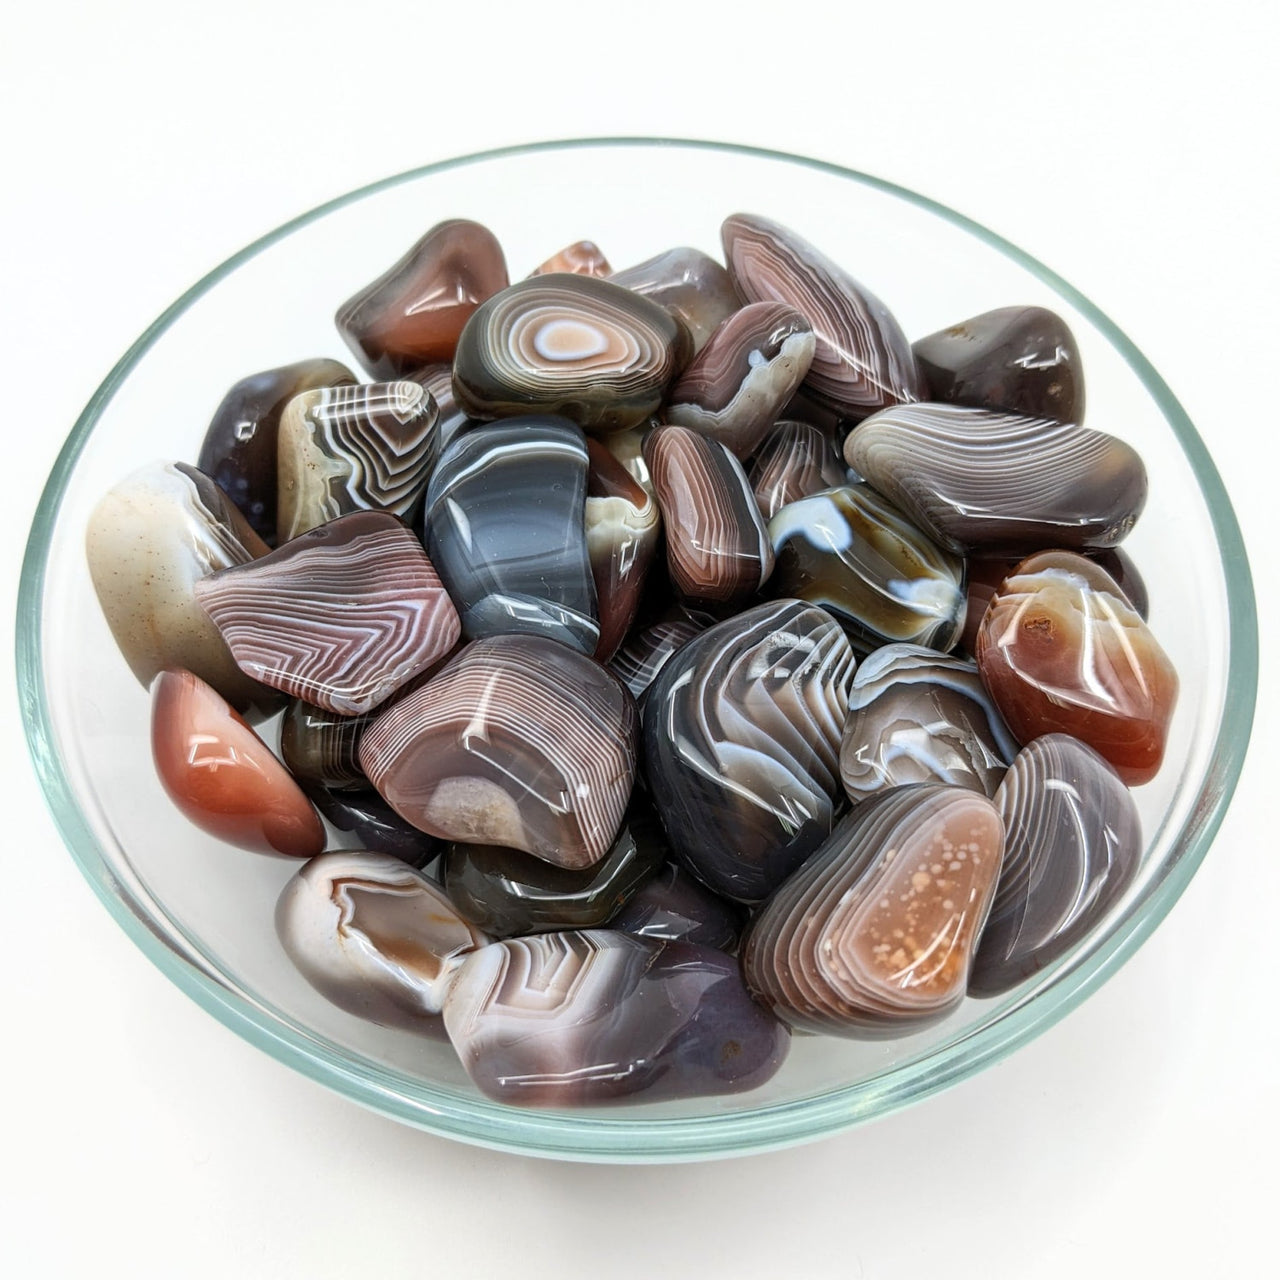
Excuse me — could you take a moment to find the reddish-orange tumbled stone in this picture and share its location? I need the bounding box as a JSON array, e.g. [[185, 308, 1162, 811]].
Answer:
[[151, 668, 325, 857], [975, 551, 1178, 785]]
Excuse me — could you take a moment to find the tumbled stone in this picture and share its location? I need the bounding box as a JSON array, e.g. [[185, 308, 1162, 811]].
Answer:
[[610, 863, 744, 952], [609, 616, 703, 701], [335, 219, 509, 377], [279, 699, 370, 791], [303, 784, 440, 868], [529, 240, 611, 277], [406, 362, 477, 455], [748, 419, 846, 521], [610, 246, 740, 355], [151, 668, 324, 857]]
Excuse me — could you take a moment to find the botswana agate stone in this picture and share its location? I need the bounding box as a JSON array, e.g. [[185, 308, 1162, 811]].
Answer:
[[335, 218, 509, 377], [611, 863, 744, 952], [359, 635, 638, 870], [426, 416, 598, 653], [722, 213, 925, 418], [609, 246, 740, 355], [766, 485, 965, 657], [913, 306, 1085, 424], [609, 616, 703, 701], [971, 735, 1141, 996], [303, 785, 440, 868], [151, 669, 324, 858], [195, 511, 461, 716], [276, 852, 488, 1032], [743, 785, 1004, 1036], [197, 357, 356, 545], [976, 551, 1179, 785], [406, 363, 476, 454], [443, 931, 789, 1105], [645, 425, 774, 607], [839, 644, 1017, 803], [530, 240, 611, 277], [276, 380, 440, 541], [442, 799, 666, 937], [748, 419, 846, 521], [452, 274, 687, 432], [280, 699, 370, 791], [845, 403, 1148, 554], [585, 438, 660, 662], [643, 600, 854, 903], [87, 461, 280, 718], [666, 302, 816, 458]]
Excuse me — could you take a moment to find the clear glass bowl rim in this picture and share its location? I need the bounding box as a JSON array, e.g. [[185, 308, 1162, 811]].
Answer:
[[15, 136, 1259, 1162]]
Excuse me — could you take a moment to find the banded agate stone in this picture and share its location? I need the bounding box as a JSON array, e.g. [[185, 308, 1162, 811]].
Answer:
[[443, 931, 789, 1105], [195, 511, 461, 716], [609, 616, 703, 701], [609, 246, 740, 355], [645, 425, 774, 608], [359, 635, 638, 870], [971, 735, 1141, 996], [530, 240, 611, 277], [87, 461, 280, 718], [722, 213, 924, 418], [303, 785, 440, 868], [839, 644, 1017, 803], [276, 380, 439, 540], [279, 699, 370, 791], [406, 363, 476, 454], [426, 416, 599, 654], [913, 306, 1085, 424], [643, 599, 854, 903], [197, 357, 355, 546], [611, 863, 745, 952], [748, 419, 846, 521], [665, 302, 816, 458], [335, 218, 509, 377], [151, 668, 324, 858], [743, 785, 1004, 1036], [766, 485, 965, 657], [276, 851, 488, 1032], [845, 403, 1148, 554], [452, 274, 687, 432], [975, 551, 1178, 785]]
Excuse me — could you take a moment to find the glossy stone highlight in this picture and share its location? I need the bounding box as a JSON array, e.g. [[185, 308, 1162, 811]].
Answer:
[[666, 302, 815, 458], [971, 735, 1142, 996], [151, 668, 324, 858], [359, 635, 638, 870], [195, 511, 461, 716], [276, 851, 488, 1031], [645, 425, 774, 607], [443, 931, 789, 1106], [839, 644, 1017, 803], [452, 274, 687, 432], [722, 213, 924, 418], [335, 219, 509, 377], [610, 246, 740, 355], [766, 484, 965, 657], [975, 551, 1179, 785], [611, 863, 744, 952], [425, 416, 598, 654], [530, 240, 611, 277], [643, 600, 855, 903], [845, 403, 1148, 553], [748, 419, 846, 521], [743, 785, 1004, 1036]]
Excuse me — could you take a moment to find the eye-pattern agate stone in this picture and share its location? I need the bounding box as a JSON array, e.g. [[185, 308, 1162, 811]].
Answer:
[[845, 403, 1148, 554], [359, 635, 638, 870], [748, 419, 846, 521], [975, 551, 1179, 785], [452, 274, 688, 432], [913, 306, 1085, 424], [425, 416, 599, 654], [530, 240, 611, 277], [151, 668, 324, 858], [839, 644, 1017, 803], [303, 784, 440, 868], [610, 863, 745, 952], [766, 485, 965, 657], [609, 616, 703, 701], [195, 511, 461, 716], [743, 785, 1004, 1036], [609, 246, 740, 356], [442, 799, 666, 938], [643, 599, 854, 904], [87, 461, 281, 718], [644, 425, 774, 608], [277, 851, 488, 1032], [585, 438, 660, 662], [722, 213, 924, 418], [279, 698, 371, 791], [443, 930, 789, 1106], [665, 302, 816, 458], [276, 380, 440, 541], [197, 358, 356, 546], [335, 218, 509, 377], [971, 734, 1142, 996]]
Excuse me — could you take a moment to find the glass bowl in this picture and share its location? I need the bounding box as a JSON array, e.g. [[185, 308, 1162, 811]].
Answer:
[[16, 138, 1258, 1162]]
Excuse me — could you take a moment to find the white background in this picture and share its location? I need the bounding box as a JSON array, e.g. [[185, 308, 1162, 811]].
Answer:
[[2, 2, 1276, 1276]]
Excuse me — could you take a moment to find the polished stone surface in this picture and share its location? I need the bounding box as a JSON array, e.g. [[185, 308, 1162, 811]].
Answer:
[[303, 784, 440, 868], [609, 246, 740, 355], [610, 862, 744, 952], [609, 616, 703, 701], [406, 362, 477, 454], [279, 698, 371, 791], [748, 419, 846, 521], [530, 240, 611, 277]]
